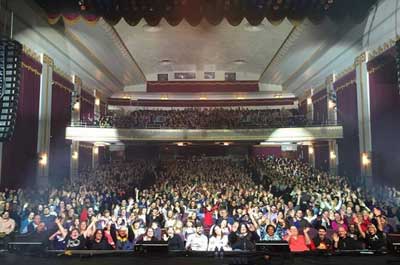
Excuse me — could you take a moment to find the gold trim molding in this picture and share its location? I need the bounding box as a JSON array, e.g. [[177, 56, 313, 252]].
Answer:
[[74, 75, 82, 87], [42, 54, 54, 68], [54, 66, 73, 83], [22, 45, 41, 62], [21, 62, 41, 76], [354, 52, 368, 66]]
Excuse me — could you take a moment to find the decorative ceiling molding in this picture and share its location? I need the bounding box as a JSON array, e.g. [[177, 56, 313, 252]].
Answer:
[[259, 21, 307, 82], [97, 19, 147, 82], [64, 28, 124, 89]]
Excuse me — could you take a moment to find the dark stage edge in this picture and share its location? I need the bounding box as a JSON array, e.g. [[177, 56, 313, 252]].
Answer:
[[1, 253, 400, 265]]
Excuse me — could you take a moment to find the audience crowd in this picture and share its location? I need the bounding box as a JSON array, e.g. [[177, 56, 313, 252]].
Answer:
[[97, 108, 308, 129], [0, 156, 399, 253]]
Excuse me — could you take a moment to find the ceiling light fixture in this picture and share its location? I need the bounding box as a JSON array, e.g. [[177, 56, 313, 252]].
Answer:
[[233, 59, 247, 65], [143, 24, 162, 33]]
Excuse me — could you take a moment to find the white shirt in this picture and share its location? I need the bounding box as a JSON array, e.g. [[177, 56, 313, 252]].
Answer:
[[207, 235, 231, 251], [185, 233, 208, 251]]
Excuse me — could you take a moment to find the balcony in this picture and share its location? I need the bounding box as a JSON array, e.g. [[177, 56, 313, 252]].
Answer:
[[66, 123, 343, 143]]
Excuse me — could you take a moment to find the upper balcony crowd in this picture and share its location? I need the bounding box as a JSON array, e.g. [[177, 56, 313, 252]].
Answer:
[[95, 108, 310, 129]]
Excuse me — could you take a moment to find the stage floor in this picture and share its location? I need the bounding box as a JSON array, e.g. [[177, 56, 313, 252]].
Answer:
[[1, 253, 400, 265]]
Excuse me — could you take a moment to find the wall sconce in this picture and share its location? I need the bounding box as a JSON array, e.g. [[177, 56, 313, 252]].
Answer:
[[72, 151, 79, 160], [308, 146, 314, 155], [307, 97, 312, 105], [95, 98, 100, 106], [73, 101, 80, 111], [93, 147, 99, 155], [328, 100, 335, 109], [330, 151, 336, 160], [39, 153, 48, 166], [362, 152, 371, 166]]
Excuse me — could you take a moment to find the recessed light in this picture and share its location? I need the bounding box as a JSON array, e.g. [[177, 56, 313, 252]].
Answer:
[[159, 59, 173, 65], [143, 24, 162, 33], [244, 22, 265, 32], [233, 59, 247, 65]]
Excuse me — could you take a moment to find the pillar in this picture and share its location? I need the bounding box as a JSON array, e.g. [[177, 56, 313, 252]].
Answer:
[[70, 75, 82, 181], [36, 54, 53, 187], [354, 52, 373, 183]]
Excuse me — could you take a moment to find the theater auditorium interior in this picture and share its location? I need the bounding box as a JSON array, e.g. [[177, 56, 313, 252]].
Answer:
[[0, 0, 400, 265]]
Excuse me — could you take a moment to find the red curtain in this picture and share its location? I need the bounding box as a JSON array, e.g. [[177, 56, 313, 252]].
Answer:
[[334, 71, 360, 179], [79, 144, 93, 172], [147, 81, 259, 93], [314, 142, 329, 172], [250, 146, 282, 158], [100, 101, 107, 116], [298, 99, 308, 117], [368, 48, 400, 187], [49, 72, 73, 186], [1, 54, 42, 188], [80, 90, 94, 123], [312, 89, 328, 123]]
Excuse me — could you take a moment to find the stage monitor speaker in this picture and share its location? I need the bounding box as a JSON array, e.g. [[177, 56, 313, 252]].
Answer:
[[0, 36, 22, 142]]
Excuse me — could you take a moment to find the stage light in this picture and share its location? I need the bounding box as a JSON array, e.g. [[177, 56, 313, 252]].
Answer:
[[39, 153, 47, 166], [308, 146, 314, 155]]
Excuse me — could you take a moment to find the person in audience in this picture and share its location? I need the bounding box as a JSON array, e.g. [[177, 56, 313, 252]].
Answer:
[[284, 226, 311, 252], [185, 224, 208, 251], [0, 211, 16, 246], [311, 226, 332, 251], [208, 224, 231, 251], [87, 229, 113, 250], [163, 226, 184, 251], [332, 226, 361, 250], [262, 225, 282, 241], [357, 222, 386, 251], [229, 222, 259, 251]]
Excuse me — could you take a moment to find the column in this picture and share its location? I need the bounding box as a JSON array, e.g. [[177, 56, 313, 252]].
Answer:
[[326, 74, 337, 123], [70, 75, 82, 181], [329, 140, 338, 175], [36, 54, 54, 187], [354, 52, 373, 183]]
